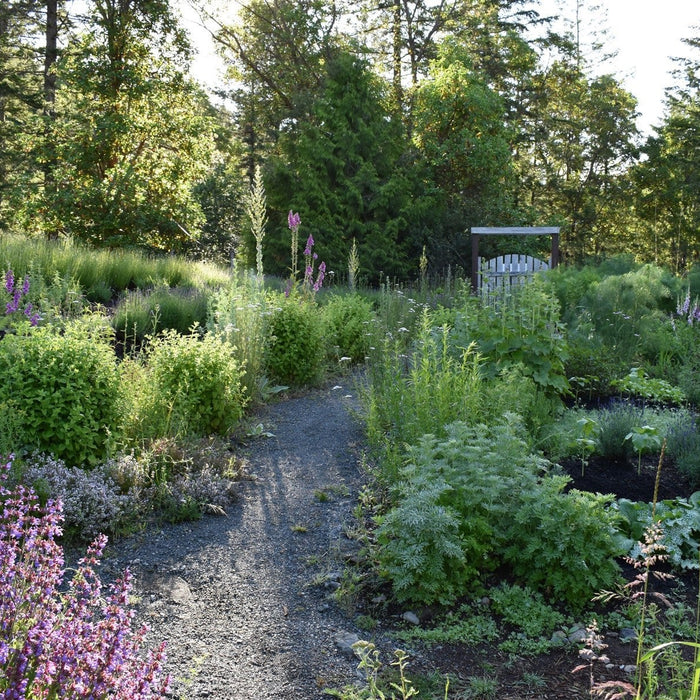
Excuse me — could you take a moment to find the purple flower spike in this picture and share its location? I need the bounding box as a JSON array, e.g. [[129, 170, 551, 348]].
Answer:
[[304, 234, 314, 256], [4, 270, 14, 294], [288, 210, 301, 230]]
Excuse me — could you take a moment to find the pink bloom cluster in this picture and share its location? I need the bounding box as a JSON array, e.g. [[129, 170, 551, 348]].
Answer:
[[303, 234, 326, 293], [0, 458, 170, 699]]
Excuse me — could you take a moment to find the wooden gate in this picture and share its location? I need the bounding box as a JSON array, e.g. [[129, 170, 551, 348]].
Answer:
[[478, 254, 549, 295], [470, 226, 560, 295]]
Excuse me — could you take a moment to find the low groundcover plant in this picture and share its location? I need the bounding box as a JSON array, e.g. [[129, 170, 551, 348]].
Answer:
[[0, 456, 170, 699]]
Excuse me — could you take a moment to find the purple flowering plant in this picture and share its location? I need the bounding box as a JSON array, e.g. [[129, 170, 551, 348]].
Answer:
[[2, 270, 41, 330], [285, 212, 326, 296], [0, 457, 170, 699]]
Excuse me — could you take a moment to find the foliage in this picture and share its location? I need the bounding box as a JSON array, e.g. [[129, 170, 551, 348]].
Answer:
[[264, 50, 422, 281], [501, 481, 624, 609], [133, 328, 247, 439], [207, 269, 271, 403], [394, 603, 499, 647], [411, 38, 519, 265], [615, 493, 700, 571], [595, 400, 645, 463], [376, 418, 541, 606], [489, 583, 567, 654], [112, 286, 209, 354], [38, 0, 215, 249], [19, 453, 137, 541], [0, 320, 122, 466], [0, 233, 229, 304], [613, 366, 685, 405], [0, 459, 170, 698], [322, 293, 374, 364], [448, 278, 569, 396], [264, 293, 325, 386], [666, 412, 700, 487]]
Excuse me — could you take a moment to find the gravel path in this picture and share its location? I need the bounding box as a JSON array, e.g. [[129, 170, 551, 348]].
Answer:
[[103, 377, 370, 699]]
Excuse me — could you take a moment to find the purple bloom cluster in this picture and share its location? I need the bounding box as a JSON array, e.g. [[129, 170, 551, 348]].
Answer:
[[3, 270, 40, 326], [287, 210, 301, 231], [676, 288, 700, 325], [0, 458, 170, 699], [302, 232, 327, 293]]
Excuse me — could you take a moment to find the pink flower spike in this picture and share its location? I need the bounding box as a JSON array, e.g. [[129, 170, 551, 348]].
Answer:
[[288, 210, 301, 230]]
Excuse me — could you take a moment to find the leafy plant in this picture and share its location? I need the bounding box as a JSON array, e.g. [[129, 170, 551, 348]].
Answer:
[[322, 293, 374, 364], [134, 328, 247, 439], [265, 293, 325, 386], [596, 399, 644, 463], [625, 425, 662, 475], [0, 320, 122, 466], [502, 481, 625, 609], [375, 418, 546, 606], [614, 366, 685, 405], [666, 413, 700, 488], [615, 493, 700, 570], [448, 278, 569, 396]]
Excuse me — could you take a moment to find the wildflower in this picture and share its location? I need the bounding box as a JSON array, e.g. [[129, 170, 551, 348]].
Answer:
[[4, 270, 14, 294], [303, 234, 314, 256], [313, 261, 326, 292], [288, 210, 301, 230]]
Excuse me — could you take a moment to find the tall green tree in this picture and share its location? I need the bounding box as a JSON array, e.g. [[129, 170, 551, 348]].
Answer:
[[215, 0, 338, 178], [263, 50, 422, 281], [411, 39, 520, 268], [515, 52, 638, 262], [633, 34, 700, 271], [38, 0, 216, 250], [0, 0, 46, 229]]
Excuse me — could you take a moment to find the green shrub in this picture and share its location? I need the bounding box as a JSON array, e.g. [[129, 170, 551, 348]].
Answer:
[[322, 293, 374, 364], [134, 329, 247, 439], [375, 417, 624, 609], [0, 321, 122, 465], [448, 278, 569, 396], [265, 294, 324, 386], [207, 271, 271, 402], [375, 418, 547, 606], [501, 481, 624, 609], [666, 413, 700, 488], [595, 400, 644, 463], [579, 264, 676, 366]]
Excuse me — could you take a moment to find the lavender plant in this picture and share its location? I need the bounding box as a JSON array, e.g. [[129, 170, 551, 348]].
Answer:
[[0, 457, 170, 698]]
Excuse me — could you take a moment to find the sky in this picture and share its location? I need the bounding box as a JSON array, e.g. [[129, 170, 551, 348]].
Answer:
[[538, 0, 700, 135], [179, 0, 700, 136]]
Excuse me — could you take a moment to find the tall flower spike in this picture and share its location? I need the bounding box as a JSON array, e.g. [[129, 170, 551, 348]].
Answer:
[[288, 211, 301, 230]]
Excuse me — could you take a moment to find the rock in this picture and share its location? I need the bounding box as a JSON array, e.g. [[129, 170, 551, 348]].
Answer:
[[402, 611, 420, 625], [335, 631, 360, 657], [623, 664, 637, 674], [568, 626, 589, 644], [155, 576, 194, 605], [550, 630, 568, 645], [620, 627, 638, 642]]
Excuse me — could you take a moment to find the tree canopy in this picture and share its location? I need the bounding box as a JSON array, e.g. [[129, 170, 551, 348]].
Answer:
[[0, 0, 698, 278]]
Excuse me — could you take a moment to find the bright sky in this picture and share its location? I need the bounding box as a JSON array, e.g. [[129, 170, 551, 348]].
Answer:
[[180, 0, 700, 136], [537, 0, 700, 135]]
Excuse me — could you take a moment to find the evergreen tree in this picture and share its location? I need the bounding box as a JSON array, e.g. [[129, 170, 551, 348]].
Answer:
[[263, 50, 422, 281]]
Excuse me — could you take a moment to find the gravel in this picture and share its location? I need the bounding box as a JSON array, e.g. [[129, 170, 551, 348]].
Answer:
[[100, 376, 371, 699]]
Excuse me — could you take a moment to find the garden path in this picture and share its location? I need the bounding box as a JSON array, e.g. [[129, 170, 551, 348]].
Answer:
[[103, 376, 370, 699]]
